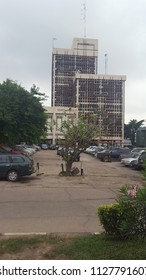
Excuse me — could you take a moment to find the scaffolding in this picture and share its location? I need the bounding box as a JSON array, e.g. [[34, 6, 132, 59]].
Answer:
[[74, 75, 126, 144], [51, 38, 98, 107], [51, 38, 126, 145]]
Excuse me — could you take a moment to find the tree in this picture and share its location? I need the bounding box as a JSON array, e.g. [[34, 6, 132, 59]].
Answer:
[[124, 119, 145, 145], [0, 79, 48, 145], [60, 116, 99, 175]]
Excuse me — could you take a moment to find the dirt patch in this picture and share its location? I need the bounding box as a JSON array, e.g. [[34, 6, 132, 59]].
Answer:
[[0, 233, 88, 260], [0, 244, 53, 260]]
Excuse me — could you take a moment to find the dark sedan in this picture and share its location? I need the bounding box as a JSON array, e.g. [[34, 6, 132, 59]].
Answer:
[[97, 147, 131, 162], [0, 154, 35, 182]]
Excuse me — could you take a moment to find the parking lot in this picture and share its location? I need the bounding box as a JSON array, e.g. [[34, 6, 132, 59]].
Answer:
[[0, 150, 144, 234]]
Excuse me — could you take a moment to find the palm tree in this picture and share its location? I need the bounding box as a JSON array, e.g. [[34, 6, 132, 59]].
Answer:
[[124, 119, 145, 145]]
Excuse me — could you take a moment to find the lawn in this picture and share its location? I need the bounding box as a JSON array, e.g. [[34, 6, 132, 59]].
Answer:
[[0, 233, 146, 260]]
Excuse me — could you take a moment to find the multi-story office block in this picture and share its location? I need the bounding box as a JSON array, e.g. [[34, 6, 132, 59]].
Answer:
[[74, 73, 126, 145], [50, 37, 126, 145], [51, 38, 98, 107]]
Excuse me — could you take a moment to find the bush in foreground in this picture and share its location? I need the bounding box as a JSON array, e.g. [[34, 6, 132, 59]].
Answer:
[[98, 185, 146, 239]]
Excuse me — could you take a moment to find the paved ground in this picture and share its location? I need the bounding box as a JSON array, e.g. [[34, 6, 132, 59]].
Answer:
[[0, 150, 144, 234]]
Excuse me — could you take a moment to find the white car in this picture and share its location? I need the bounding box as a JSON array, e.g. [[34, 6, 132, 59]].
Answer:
[[121, 150, 145, 167], [32, 144, 41, 151], [16, 145, 35, 156], [85, 146, 97, 154]]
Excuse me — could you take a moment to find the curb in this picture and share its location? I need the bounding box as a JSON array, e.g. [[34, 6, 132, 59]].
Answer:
[[0, 232, 101, 237]]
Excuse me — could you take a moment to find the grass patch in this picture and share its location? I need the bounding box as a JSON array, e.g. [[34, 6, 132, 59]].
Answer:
[[45, 234, 146, 260], [0, 233, 146, 259], [0, 234, 64, 254]]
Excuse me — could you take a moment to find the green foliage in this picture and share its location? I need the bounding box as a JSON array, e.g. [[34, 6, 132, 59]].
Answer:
[[61, 116, 99, 172], [0, 234, 63, 254], [2, 234, 146, 259], [62, 116, 99, 150], [142, 160, 146, 180], [0, 79, 48, 144], [98, 185, 146, 239], [30, 84, 48, 101], [124, 119, 145, 145], [97, 204, 122, 236]]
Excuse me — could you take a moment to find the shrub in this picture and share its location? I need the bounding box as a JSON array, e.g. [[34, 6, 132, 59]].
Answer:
[[97, 203, 122, 236], [97, 185, 146, 239]]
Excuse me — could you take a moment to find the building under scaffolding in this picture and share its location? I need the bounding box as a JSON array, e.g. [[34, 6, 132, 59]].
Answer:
[[74, 73, 126, 145], [50, 37, 126, 145], [51, 38, 98, 107]]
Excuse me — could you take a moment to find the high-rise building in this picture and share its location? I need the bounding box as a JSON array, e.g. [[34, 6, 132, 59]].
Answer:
[[51, 38, 98, 107], [75, 73, 126, 144], [51, 37, 126, 145]]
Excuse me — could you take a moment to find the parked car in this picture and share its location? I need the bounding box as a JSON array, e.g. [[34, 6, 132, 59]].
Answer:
[[119, 147, 146, 160], [49, 144, 57, 150], [13, 145, 33, 156], [18, 143, 36, 154], [0, 154, 35, 182], [120, 150, 145, 167], [0, 145, 23, 154], [41, 143, 50, 150], [97, 147, 131, 162], [22, 144, 36, 155], [131, 151, 146, 170], [84, 146, 97, 154], [94, 146, 106, 157], [84, 146, 105, 157], [57, 146, 64, 156], [31, 144, 41, 151]]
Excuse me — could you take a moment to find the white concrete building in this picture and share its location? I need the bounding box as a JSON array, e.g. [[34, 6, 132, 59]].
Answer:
[[44, 106, 78, 144]]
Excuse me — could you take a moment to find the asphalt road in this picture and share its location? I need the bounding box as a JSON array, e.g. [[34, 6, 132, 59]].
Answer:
[[0, 150, 144, 235]]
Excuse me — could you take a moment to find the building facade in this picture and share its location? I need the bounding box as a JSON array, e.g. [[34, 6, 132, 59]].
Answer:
[[50, 37, 126, 145], [51, 38, 98, 107], [136, 127, 146, 147], [74, 73, 126, 145], [44, 106, 77, 144]]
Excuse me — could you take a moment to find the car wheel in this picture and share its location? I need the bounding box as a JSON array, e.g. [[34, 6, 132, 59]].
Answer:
[[7, 170, 19, 182], [103, 155, 111, 162]]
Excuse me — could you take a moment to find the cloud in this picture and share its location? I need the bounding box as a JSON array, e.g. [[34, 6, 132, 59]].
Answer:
[[0, 0, 146, 122]]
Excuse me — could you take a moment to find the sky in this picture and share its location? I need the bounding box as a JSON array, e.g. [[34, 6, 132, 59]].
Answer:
[[0, 0, 146, 124]]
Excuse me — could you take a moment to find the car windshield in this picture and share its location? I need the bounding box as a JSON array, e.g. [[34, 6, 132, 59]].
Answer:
[[131, 151, 145, 158], [132, 153, 140, 158]]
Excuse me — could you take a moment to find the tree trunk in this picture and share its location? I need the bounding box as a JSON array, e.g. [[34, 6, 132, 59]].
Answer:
[[65, 161, 73, 173]]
